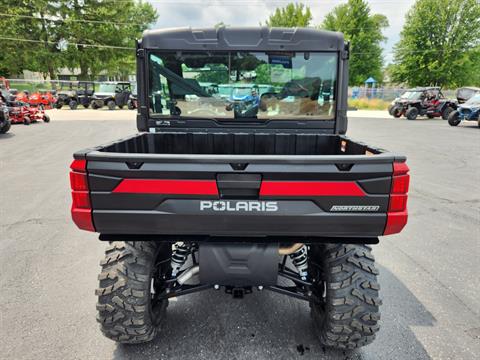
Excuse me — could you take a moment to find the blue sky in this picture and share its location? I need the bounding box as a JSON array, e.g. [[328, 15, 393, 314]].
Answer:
[[147, 0, 416, 64]]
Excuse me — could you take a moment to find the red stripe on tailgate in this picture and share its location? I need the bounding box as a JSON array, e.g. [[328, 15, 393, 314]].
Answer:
[[259, 181, 366, 197], [113, 179, 219, 195]]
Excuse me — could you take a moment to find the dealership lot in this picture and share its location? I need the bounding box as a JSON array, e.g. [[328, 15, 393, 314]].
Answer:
[[0, 110, 479, 360]]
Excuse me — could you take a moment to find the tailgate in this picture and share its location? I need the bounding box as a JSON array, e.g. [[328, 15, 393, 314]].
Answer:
[[71, 152, 408, 239]]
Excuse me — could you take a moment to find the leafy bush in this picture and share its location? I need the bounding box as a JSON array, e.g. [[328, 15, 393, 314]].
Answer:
[[348, 98, 390, 110]]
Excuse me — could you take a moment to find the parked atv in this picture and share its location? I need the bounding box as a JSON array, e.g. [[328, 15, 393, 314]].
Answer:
[[390, 87, 457, 120], [448, 92, 480, 127], [91, 82, 131, 110], [70, 82, 95, 110], [55, 82, 95, 110], [388, 89, 413, 115], [455, 87, 480, 104], [55, 82, 75, 109]]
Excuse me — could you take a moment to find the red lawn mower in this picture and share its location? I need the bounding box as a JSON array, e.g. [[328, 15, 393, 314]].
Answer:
[[7, 90, 50, 125], [29, 89, 57, 109], [6, 90, 30, 124]]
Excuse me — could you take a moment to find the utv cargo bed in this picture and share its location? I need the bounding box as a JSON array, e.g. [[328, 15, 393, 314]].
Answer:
[[72, 132, 407, 239]]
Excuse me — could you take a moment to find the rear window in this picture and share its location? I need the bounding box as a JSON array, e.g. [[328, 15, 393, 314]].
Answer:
[[148, 51, 338, 121]]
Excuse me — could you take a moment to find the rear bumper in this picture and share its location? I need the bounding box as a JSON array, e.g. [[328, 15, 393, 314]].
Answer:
[[92, 207, 386, 237]]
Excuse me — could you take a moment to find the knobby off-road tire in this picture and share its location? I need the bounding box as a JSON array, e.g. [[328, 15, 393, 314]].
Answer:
[[391, 106, 402, 118], [69, 100, 78, 110], [310, 244, 381, 349], [405, 107, 418, 120], [0, 121, 11, 134], [96, 241, 169, 344], [448, 110, 461, 126], [442, 106, 453, 120]]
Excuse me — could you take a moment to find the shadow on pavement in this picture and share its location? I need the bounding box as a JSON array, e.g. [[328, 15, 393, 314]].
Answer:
[[0, 132, 15, 139], [112, 265, 434, 360]]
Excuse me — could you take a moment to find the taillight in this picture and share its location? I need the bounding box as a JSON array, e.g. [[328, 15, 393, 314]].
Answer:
[[70, 159, 95, 232], [391, 174, 409, 194], [70, 172, 88, 191], [384, 161, 409, 235], [71, 191, 91, 209]]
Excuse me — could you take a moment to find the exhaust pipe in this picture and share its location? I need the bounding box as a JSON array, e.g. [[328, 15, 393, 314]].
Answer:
[[278, 243, 303, 255]]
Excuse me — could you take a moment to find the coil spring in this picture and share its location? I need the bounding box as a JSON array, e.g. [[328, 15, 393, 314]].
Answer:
[[171, 242, 191, 277], [290, 245, 308, 280]]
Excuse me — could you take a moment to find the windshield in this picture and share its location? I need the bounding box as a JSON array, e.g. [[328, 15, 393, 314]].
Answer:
[[407, 91, 424, 100], [465, 93, 480, 105], [148, 51, 337, 120], [98, 84, 117, 93]]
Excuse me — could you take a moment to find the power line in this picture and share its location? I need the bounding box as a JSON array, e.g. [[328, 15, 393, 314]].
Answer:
[[101, 0, 412, 4], [1, 36, 472, 56], [0, 12, 146, 26], [0, 36, 135, 50], [1, 12, 392, 33]]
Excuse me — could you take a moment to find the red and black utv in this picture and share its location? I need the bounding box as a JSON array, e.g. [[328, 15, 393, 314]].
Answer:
[[70, 27, 410, 350], [390, 87, 457, 120]]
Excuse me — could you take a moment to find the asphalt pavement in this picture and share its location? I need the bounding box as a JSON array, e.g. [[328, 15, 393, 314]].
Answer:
[[0, 110, 479, 360]]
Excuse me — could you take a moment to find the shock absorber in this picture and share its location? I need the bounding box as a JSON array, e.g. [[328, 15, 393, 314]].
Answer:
[[290, 245, 308, 280], [171, 242, 191, 277]]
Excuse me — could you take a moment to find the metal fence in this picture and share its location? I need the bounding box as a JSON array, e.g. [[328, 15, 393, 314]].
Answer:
[[348, 87, 456, 101], [3, 78, 135, 92], [3, 79, 457, 101]]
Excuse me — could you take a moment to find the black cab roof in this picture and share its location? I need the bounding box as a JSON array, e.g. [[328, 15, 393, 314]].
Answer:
[[140, 27, 344, 52]]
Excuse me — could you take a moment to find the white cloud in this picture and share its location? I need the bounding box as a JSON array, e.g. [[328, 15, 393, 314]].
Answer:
[[148, 0, 416, 64]]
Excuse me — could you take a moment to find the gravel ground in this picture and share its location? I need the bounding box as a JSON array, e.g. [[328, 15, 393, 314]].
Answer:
[[0, 110, 479, 360]]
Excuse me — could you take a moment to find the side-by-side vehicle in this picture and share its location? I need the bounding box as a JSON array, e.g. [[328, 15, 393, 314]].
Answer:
[[70, 27, 409, 350]]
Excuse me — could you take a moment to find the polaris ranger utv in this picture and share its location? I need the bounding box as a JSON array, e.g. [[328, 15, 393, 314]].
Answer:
[[91, 82, 132, 110], [70, 27, 409, 349]]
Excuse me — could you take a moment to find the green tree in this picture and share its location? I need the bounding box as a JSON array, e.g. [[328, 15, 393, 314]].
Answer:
[[321, 0, 388, 85], [196, 69, 229, 84], [0, 0, 65, 79], [254, 64, 271, 84], [61, 0, 157, 80], [0, 0, 157, 80], [390, 0, 480, 87], [265, 3, 312, 27]]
